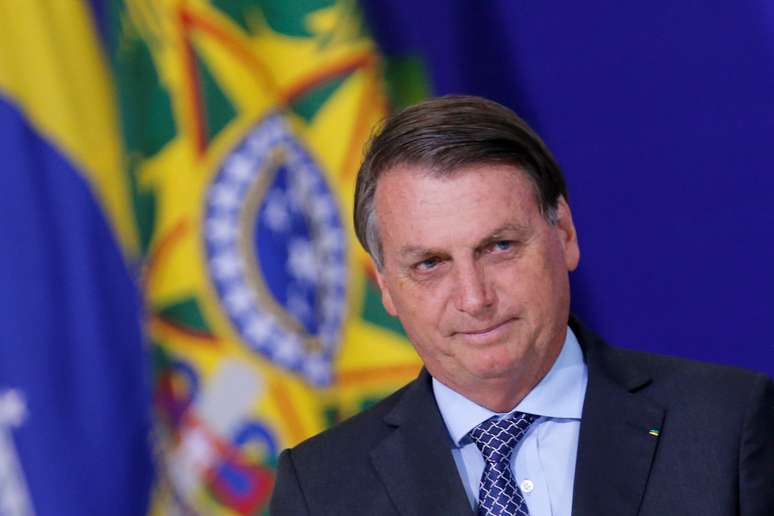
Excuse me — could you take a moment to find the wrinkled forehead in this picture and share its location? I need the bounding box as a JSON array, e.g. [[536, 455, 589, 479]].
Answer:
[[374, 162, 539, 221], [372, 162, 545, 264], [374, 160, 539, 208]]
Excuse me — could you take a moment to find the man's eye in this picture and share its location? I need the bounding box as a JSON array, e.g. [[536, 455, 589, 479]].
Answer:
[[491, 240, 513, 252], [415, 257, 441, 271]]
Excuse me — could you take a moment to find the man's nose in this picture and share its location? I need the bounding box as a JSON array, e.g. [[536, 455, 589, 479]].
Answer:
[[453, 262, 495, 316]]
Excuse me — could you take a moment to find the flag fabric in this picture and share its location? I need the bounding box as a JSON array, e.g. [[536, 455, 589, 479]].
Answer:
[[0, 2, 152, 515], [107, 1, 423, 513]]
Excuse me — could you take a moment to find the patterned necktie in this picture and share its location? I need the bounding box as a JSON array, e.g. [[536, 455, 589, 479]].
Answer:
[[469, 412, 538, 516]]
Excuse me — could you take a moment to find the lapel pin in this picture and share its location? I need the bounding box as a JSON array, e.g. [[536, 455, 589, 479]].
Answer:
[[648, 428, 660, 437]]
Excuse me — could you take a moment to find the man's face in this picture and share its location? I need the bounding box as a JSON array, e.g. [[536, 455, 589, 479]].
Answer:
[[373, 163, 580, 406]]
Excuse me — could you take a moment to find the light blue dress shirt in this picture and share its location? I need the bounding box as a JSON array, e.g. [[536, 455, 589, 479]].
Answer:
[[432, 327, 588, 516]]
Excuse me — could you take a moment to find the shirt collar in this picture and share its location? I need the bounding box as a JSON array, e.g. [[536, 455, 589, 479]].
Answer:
[[432, 326, 588, 447]]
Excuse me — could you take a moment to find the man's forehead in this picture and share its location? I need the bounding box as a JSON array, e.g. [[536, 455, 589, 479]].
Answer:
[[372, 161, 542, 257], [379, 160, 528, 179], [375, 161, 534, 199], [374, 161, 536, 209]]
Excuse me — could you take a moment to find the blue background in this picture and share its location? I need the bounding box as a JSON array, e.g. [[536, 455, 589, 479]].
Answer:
[[364, 0, 774, 377]]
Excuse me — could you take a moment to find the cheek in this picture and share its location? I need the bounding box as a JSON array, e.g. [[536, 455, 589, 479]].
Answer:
[[493, 253, 566, 310], [391, 284, 449, 334], [380, 286, 397, 317], [529, 255, 572, 322]]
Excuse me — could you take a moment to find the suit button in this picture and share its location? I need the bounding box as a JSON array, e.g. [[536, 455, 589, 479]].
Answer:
[[520, 480, 534, 493]]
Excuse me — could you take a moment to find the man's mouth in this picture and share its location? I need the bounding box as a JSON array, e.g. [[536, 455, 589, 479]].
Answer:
[[455, 317, 517, 342]]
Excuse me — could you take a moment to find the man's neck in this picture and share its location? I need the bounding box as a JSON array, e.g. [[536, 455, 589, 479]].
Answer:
[[436, 344, 563, 413]]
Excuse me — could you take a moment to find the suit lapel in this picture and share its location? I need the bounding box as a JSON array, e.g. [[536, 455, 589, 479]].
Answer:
[[367, 320, 665, 516], [571, 320, 665, 516], [370, 370, 474, 516]]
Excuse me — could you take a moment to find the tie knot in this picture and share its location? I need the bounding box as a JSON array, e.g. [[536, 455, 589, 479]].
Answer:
[[469, 412, 538, 464]]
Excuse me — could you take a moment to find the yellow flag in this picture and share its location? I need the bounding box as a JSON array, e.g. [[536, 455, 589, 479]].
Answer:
[[109, 1, 422, 513]]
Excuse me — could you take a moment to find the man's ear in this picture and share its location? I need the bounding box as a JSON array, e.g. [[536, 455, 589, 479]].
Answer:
[[555, 196, 580, 271], [374, 266, 398, 316]]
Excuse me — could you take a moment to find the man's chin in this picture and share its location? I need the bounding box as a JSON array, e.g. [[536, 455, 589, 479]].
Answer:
[[460, 353, 527, 381]]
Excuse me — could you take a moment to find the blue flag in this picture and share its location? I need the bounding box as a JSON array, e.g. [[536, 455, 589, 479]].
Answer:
[[0, 3, 153, 514]]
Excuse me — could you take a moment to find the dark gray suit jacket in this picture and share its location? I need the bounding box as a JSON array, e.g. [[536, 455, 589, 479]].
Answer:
[[270, 319, 774, 515]]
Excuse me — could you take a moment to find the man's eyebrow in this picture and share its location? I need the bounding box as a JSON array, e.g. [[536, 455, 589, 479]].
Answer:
[[397, 224, 531, 260], [398, 245, 444, 260], [478, 223, 530, 245]]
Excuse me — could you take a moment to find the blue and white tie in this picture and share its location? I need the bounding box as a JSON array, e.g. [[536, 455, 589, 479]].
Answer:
[[470, 412, 538, 516]]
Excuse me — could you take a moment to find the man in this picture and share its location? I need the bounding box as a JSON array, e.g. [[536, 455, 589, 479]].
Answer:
[[270, 96, 774, 515]]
